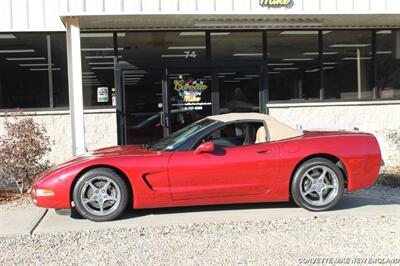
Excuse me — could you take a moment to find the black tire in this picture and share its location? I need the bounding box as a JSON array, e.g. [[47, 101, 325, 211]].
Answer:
[[73, 168, 128, 222], [291, 158, 345, 211]]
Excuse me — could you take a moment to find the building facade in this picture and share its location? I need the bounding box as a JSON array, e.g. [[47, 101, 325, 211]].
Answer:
[[0, 0, 400, 167]]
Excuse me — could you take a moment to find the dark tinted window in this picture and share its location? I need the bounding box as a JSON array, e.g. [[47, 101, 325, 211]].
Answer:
[[323, 30, 373, 100], [211, 32, 262, 61], [268, 30, 320, 101], [376, 30, 400, 99], [0, 33, 68, 109]]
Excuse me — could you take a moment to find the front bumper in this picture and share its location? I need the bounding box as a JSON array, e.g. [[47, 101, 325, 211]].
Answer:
[[31, 188, 66, 208], [30, 176, 72, 209]]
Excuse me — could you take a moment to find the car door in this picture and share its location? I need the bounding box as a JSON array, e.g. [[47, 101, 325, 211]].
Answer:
[[167, 141, 282, 201]]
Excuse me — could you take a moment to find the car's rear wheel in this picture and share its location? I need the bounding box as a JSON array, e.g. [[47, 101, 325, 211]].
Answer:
[[291, 158, 344, 211], [73, 168, 128, 222]]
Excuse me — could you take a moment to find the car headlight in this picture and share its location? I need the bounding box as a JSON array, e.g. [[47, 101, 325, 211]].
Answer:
[[35, 189, 55, 197]]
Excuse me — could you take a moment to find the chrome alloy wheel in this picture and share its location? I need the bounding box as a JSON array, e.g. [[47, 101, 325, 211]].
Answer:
[[80, 176, 121, 216], [299, 166, 339, 207]]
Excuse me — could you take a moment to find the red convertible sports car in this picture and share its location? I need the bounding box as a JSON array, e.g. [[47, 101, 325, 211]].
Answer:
[[31, 113, 381, 222]]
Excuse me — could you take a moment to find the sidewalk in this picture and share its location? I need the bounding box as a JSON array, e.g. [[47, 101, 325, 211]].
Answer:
[[0, 207, 47, 236], [1, 193, 399, 236]]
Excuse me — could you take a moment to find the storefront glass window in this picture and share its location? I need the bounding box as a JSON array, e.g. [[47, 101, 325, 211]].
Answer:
[[211, 32, 263, 61], [219, 70, 260, 113], [268, 30, 320, 101], [119, 32, 206, 62], [323, 30, 373, 100], [80, 32, 116, 107], [0, 33, 68, 109], [376, 30, 400, 99], [51, 33, 69, 107]]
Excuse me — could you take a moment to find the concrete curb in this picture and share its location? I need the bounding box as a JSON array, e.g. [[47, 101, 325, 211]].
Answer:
[[0, 207, 48, 236]]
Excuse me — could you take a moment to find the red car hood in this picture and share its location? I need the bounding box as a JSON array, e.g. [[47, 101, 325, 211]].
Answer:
[[90, 145, 158, 157], [33, 145, 158, 185]]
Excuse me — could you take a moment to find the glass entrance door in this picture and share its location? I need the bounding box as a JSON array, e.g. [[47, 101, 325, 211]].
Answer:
[[118, 66, 263, 145], [122, 69, 164, 145], [166, 69, 213, 134]]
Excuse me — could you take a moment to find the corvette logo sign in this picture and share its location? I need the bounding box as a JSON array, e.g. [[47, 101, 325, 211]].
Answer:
[[174, 79, 208, 103], [259, 0, 293, 8]]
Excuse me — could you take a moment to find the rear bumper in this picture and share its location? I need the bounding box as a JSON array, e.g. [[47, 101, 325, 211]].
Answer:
[[347, 154, 381, 192]]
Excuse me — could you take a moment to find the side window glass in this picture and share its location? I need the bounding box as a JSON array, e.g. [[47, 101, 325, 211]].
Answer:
[[196, 121, 265, 149]]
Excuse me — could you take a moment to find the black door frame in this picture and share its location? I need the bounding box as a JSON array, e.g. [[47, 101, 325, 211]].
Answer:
[[115, 61, 267, 145]]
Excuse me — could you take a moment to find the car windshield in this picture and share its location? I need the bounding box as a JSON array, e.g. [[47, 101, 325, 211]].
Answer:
[[149, 118, 216, 151]]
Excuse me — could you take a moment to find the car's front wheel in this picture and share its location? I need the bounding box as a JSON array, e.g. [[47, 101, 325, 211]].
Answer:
[[291, 158, 345, 211], [73, 168, 128, 222]]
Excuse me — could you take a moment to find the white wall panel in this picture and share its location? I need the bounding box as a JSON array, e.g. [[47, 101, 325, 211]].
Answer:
[[68, 0, 84, 13], [1, 0, 400, 32], [28, 0, 44, 29], [215, 0, 234, 13], [353, 0, 370, 12], [370, 0, 387, 13], [0, 0, 12, 30], [58, 0, 68, 13], [251, 0, 268, 13], [123, 0, 142, 12], [105, 0, 122, 13], [160, 0, 176, 12], [55, 0, 399, 15], [233, 0, 251, 13], [11, 0, 28, 30], [86, 0, 104, 13], [321, 0, 337, 13], [142, 0, 160, 12], [337, 0, 354, 12], [197, 0, 215, 12], [303, 0, 320, 13], [44, 0, 64, 31], [387, 0, 400, 11], [179, 0, 197, 13], [288, 0, 304, 13]]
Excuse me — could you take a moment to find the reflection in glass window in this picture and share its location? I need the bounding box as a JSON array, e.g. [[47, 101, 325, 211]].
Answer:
[[120, 32, 206, 62], [323, 30, 373, 100], [51, 33, 69, 107], [211, 32, 262, 60], [0, 33, 68, 109], [219, 70, 259, 113], [169, 71, 212, 119], [0, 33, 49, 108], [268, 30, 320, 101], [80, 32, 116, 107], [376, 30, 400, 99], [124, 71, 163, 144]]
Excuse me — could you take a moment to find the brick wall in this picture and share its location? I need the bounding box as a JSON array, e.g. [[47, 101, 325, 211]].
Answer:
[[0, 109, 117, 165]]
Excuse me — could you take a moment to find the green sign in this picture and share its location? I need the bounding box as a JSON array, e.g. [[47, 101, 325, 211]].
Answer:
[[259, 0, 293, 8], [97, 87, 109, 103]]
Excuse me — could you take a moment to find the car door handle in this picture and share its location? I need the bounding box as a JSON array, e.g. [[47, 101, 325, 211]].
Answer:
[[256, 149, 272, 154]]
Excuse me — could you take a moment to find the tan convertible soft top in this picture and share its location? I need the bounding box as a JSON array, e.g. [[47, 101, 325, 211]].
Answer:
[[209, 113, 303, 142]]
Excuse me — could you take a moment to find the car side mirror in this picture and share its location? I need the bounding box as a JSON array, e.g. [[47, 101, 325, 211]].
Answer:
[[194, 141, 215, 154]]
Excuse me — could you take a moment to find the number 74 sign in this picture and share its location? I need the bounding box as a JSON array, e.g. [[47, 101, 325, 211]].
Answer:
[[184, 51, 197, 59]]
